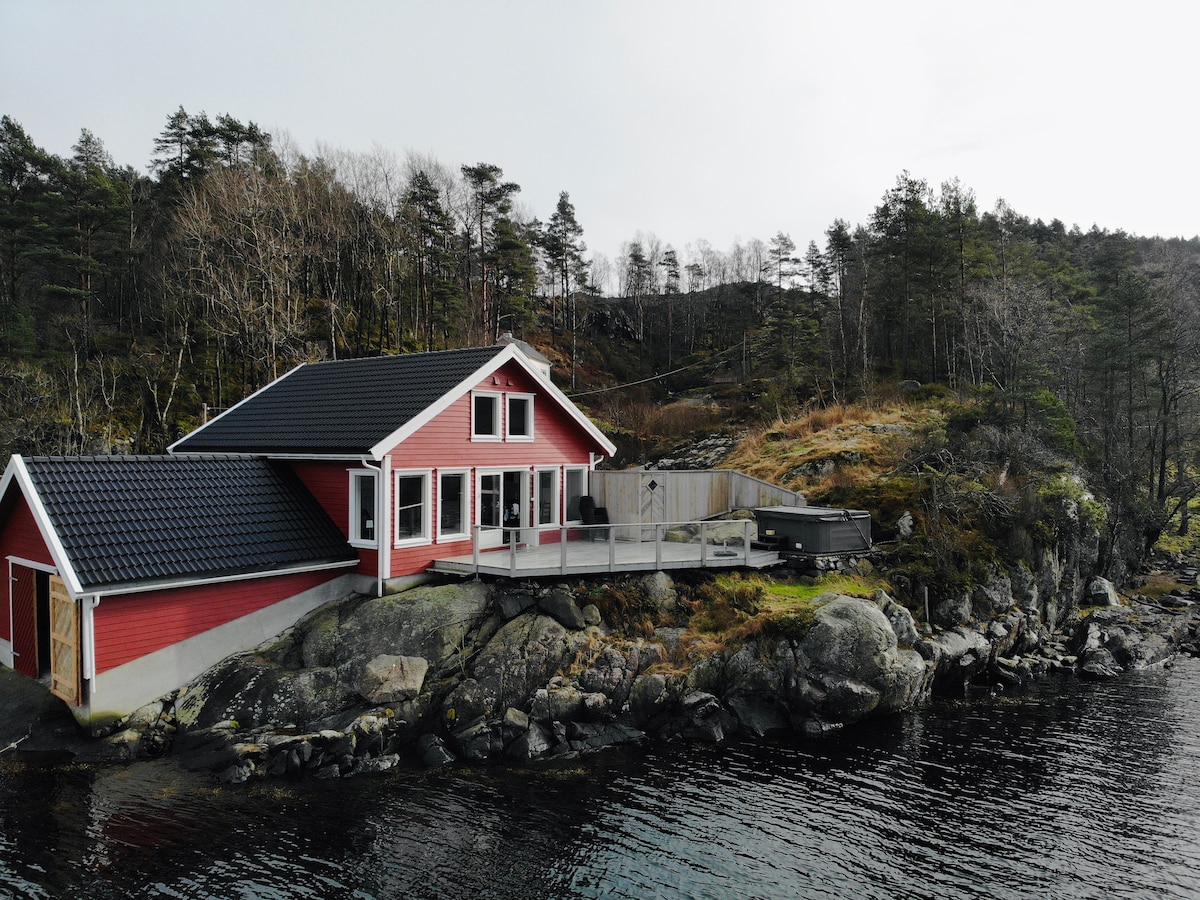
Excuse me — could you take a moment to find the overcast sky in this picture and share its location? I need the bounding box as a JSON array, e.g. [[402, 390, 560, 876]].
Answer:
[[3, 0, 1197, 271]]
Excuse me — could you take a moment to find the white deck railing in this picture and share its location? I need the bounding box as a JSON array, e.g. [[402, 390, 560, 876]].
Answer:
[[464, 518, 760, 578]]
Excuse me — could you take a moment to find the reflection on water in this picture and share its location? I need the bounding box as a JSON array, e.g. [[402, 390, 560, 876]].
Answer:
[[3, 659, 1199, 899]]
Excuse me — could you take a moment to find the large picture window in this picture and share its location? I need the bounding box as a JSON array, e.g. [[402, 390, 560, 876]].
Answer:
[[350, 471, 377, 546], [394, 471, 431, 544], [438, 471, 468, 540], [472, 392, 501, 440]]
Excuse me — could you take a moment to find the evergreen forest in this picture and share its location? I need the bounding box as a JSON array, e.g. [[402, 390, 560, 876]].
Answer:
[[2, 109, 1198, 578]]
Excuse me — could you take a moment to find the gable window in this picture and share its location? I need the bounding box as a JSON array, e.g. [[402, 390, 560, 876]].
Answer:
[[472, 392, 501, 440], [350, 471, 378, 546], [394, 471, 431, 545], [507, 394, 534, 441], [438, 470, 468, 541]]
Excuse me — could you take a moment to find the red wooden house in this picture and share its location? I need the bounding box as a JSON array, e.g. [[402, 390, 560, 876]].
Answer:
[[0, 342, 615, 729]]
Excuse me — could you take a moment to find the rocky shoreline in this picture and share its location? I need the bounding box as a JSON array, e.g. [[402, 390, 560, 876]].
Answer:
[[73, 560, 1200, 785]]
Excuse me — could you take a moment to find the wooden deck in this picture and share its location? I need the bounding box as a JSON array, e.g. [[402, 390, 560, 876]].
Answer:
[[430, 521, 784, 578]]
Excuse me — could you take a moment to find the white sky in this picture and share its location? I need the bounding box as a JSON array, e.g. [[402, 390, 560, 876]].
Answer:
[[3, 0, 1197, 271]]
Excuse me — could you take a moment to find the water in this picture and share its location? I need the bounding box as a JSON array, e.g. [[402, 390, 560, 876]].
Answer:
[[3, 658, 1200, 899]]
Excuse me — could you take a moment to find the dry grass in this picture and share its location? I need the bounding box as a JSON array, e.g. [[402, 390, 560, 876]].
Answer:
[[1135, 572, 1188, 600], [720, 400, 933, 495]]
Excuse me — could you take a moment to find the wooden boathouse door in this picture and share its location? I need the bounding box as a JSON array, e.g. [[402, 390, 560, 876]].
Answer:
[[49, 577, 81, 706], [9, 563, 39, 678]]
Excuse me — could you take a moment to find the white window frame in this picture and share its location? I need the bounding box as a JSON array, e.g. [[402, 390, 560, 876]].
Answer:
[[535, 467, 559, 527], [349, 469, 379, 548], [436, 469, 470, 542], [472, 391, 502, 441], [393, 470, 432, 547], [564, 467, 588, 524], [506, 393, 535, 442]]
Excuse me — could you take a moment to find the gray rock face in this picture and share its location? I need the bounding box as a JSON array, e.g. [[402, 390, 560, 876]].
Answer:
[[468, 614, 580, 717], [1086, 577, 1121, 608], [972, 570, 1014, 619], [788, 596, 930, 724], [875, 590, 919, 646], [125, 543, 1200, 784], [496, 589, 537, 620], [537, 589, 587, 630], [358, 655, 428, 704], [315, 582, 492, 693], [928, 627, 992, 693], [933, 591, 972, 628], [641, 571, 678, 614]]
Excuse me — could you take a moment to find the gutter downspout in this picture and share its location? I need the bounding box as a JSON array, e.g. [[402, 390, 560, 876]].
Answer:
[[380, 453, 391, 594], [362, 459, 385, 597], [85, 595, 100, 695]]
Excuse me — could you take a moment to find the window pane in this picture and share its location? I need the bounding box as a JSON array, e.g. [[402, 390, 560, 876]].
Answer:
[[509, 397, 529, 437], [356, 474, 376, 541], [396, 475, 425, 539], [474, 395, 496, 436], [565, 470, 583, 520], [480, 474, 501, 527], [440, 473, 464, 534], [538, 470, 554, 524]]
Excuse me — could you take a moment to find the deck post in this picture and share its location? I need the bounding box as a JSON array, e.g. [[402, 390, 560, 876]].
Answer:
[[607, 525, 615, 570], [654, 522, 662, 570], [509, 529, 518, 578], [701, 522, 708, 567], [744, 519, 752, 565], [560, 526, 568, 574], [472, 525, 480, 575]]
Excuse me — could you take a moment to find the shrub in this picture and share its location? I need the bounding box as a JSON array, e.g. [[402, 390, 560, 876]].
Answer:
[[581, 581, 658, 637]]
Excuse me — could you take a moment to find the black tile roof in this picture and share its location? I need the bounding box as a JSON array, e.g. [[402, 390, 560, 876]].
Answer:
[[173, 346, 507, 455], [23, 456, 357, 592]]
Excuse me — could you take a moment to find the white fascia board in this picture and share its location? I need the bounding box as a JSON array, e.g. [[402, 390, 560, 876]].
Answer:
[[1, 456, 85, 597], [167, 362, 309, 454], [87, 558, 359, 599], [523, 356, 618, 458], [367, 344, 617, 460], [367, 345, 516, 460]]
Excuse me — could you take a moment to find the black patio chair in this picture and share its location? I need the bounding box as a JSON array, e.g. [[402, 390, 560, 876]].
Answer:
[[578, 495, 609, 541]]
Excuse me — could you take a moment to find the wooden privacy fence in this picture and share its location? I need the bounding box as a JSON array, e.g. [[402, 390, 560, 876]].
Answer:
[[590, 469, 803, 529]]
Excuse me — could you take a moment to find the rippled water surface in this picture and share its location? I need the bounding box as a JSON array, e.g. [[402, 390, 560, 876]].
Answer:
[[3, 658, 1200, 899]]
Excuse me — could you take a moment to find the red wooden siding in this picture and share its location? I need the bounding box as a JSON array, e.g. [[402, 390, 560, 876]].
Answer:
[[381, 361, 603, 576], [0, 491, 56, 569], [392, 362, 600, 469], [289, 460, 377, 577], [1, 492, 55, 649], [92, 570, 334, 673]]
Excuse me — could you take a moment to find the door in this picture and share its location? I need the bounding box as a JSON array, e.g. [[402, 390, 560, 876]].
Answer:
[[10, 564, 38, 678], [640, 472, 666, 540], [49, 576, 81, 706], [478, 470, 529, 549]]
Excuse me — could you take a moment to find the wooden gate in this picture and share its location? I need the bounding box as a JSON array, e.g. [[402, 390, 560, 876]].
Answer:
[[10, 564, 37, 678], [640, 473, 666, 540], [48, 577, 81, 706]]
